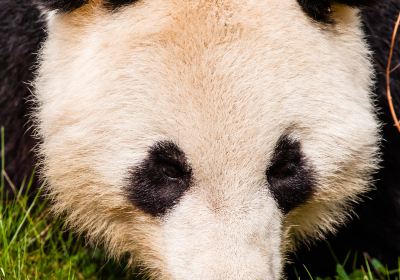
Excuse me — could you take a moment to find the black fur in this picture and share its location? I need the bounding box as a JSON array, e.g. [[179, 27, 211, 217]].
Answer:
[[34, 0, 87, 12], [34, 0, 138, 12], [125, 141, 193, 216], [289, 0, 400, 277], [297, 0, 333, 23], [267, 135, 316, 214], [104, 0, 138, 10], [297, 0, 376, 23], [0, 0, 45, 194]]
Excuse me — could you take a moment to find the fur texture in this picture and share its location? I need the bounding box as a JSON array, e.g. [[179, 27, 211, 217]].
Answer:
[[0, 0, 45, 192], [1, 0, 399, 279]]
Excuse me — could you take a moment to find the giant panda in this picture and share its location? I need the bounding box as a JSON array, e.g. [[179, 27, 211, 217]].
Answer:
[[0, 0, 399, 279]]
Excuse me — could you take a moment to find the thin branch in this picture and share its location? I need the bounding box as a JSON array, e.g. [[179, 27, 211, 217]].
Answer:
[[386, 12, 400, 133]]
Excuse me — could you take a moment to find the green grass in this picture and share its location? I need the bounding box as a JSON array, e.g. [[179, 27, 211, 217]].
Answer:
[[291, 253, 400, 280], [0, 173, 136, 280], [1, 126, 399, 279]]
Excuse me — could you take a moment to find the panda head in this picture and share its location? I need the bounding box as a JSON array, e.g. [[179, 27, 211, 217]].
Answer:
[[34, 0, 379, 279]]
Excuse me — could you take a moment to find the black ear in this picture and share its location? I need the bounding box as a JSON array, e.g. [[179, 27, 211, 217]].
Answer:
[[34, 0, 139, 12], [104, 0, 138, 10], [297, 0, 377, 23], [33, 0, 88, 13]]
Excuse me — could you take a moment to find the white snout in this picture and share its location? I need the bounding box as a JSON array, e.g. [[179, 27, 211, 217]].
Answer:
[[161, 192, 283, 280]]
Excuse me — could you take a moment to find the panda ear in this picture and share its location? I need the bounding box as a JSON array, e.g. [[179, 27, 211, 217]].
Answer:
[[34, 0, 139, 13], [34, 0, 88, 13], [297, 0, 377, 23]]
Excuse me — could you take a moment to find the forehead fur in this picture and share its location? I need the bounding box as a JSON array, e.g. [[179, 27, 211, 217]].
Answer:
[[35, 0, 380, 277]]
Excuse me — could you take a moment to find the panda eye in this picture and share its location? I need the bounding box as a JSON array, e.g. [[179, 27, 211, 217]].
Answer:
[[125, 141, 193, 216], [159, 160, 186, 180], [267, 155, 300, 180], [266, 135, 316, 214]]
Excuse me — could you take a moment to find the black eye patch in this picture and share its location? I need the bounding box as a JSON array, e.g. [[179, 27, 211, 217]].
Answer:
[[125, 141, 193, 216], [266, 135, 316, 214], [297, 0, 377, 23]]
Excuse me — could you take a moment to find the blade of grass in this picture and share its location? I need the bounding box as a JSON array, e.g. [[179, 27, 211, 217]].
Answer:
[[364, 254, 374, 280], [1, 127, 5, 191], [303, 264, 314, 280]]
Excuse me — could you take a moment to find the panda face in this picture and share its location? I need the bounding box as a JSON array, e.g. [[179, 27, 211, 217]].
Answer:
[[34, 0, 379, 278]]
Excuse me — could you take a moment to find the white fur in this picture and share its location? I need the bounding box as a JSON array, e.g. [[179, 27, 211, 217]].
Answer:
[[34, 0, 379, 279]]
